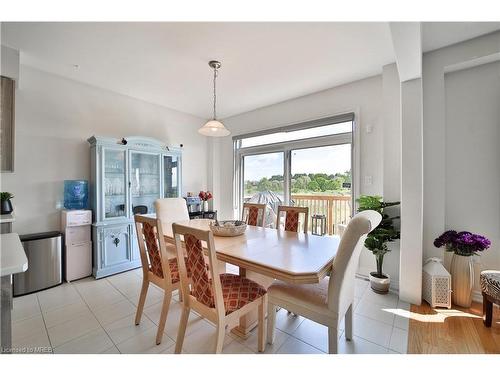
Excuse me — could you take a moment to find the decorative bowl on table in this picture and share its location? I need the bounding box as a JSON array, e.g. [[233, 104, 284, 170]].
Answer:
[[209, 220, 247, 237]]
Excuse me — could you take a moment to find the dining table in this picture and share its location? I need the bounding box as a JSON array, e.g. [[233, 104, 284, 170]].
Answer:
[[162, 218, 340, 338]]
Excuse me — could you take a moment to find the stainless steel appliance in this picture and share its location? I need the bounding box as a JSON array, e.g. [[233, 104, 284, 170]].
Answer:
[[13, 231, 62, 296]]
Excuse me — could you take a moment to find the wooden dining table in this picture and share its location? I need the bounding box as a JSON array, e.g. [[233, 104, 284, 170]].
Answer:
[[162, 218, 340, 338]]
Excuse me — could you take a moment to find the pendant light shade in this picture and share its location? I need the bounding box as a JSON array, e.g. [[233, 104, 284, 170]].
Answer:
[[199, 60, 230, 137], [198, 119, 231, 137]]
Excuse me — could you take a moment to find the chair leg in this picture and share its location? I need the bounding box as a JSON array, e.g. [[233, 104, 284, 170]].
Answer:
[[483, 294, 493, 327], [267, 301, 277, 345], [328, 325, 338, 354], [175, 306, 190, 354], [156, 291, 172, 345], [214, 320, 226, 354], [134, 280, 149, 325], [345, 303, 353, 341], [257, 295, 267, 352]]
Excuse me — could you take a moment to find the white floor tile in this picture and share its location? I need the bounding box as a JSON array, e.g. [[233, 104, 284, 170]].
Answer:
[[276, 336, 324, 354], [116, 327, 174, 354], [236, 326, 290, 354], [337, 333, 389, 354], [80, 288, 127, 311], [104, 313, 155, 345], [93, 299, 137, 326], [12, 294, 41, 322], [102, 346, 121, 354], [47, 310, 100, 347], [180, 320, 234, 354], [389, 327, 408, 354], [352, 314, 393, 348], [54, 328, 114, 354], [12, 330, 52, 354], [393, 315, 410, 331], [355, 298, 396, 325], [37, 283, 81, 312], [12, 314, 46, 342], [291, 318, 342, 353], [361, 289, 399, 309], [274, 308, 304, 334], [43, 300, 91, 328]]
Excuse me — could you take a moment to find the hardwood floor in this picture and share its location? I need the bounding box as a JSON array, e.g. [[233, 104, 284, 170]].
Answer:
[[408, 301, 500, 353]]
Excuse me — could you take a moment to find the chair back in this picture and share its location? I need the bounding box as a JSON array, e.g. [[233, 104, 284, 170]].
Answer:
[[155, 198, 189, 231], [276, 205, 309, 233], [327, 210, 381, 316], [172, 223, 224, 315], [134, 214, 173, 284], [242, 203, 267, 227]]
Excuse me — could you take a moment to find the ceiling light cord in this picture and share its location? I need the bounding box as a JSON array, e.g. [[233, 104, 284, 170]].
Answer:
[[213, 66, 218, 120]]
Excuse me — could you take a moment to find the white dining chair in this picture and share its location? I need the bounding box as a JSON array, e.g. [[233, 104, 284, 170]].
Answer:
[[266, 210, 382, 354], [155, 197, 190, 228]]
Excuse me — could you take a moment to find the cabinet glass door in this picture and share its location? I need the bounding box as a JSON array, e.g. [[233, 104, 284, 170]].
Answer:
[[164, 155, 180, 198], [103, 148, 127, 219], [130, 152, 160, 214]]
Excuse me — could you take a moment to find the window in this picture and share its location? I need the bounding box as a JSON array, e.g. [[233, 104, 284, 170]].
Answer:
[[234, 113, 355, 234]]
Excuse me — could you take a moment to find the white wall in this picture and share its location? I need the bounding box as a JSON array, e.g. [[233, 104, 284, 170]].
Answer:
[[1, 45, 20, 83], [399, 78, 423, 304], [422, 31, 500, 299], [210, 74, 403, 285], [443, 61, 500, 294], [0, 66, 208, 234]]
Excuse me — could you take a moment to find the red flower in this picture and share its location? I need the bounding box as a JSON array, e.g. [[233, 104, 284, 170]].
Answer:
[[199, 190, 213, 201]]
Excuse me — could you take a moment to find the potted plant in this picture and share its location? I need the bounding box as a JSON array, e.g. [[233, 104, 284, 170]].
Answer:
[[1, 192, 14, 214], [434, 230, 490, 307], [356, 195, 400, 294], [198, 190, 213, 212]]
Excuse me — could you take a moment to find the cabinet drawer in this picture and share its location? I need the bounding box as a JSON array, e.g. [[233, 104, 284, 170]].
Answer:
[[63, 210, 92, 227], [65, 241, 92, 281], [65, 226, 91, 245]]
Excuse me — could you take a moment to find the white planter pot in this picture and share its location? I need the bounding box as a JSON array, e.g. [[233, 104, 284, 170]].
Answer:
[[369, 272, 391, 294], [202, 201, 209, 212], [450, 253, 474, 307]]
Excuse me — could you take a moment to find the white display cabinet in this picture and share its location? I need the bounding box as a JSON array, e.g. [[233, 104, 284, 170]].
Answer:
[[88, 136, 182, 278]]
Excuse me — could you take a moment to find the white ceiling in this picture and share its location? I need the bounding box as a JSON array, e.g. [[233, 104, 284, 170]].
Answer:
[[1, 22, 396, 118], [422, 22, 500, 52], [2, 22, 499, 119]]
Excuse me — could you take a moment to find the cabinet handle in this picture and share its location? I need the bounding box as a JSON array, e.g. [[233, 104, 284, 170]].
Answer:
[[113, 237, 120, 247]]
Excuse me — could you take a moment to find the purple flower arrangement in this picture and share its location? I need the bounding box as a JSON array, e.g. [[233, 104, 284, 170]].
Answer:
[[434, 230, 491, 256]]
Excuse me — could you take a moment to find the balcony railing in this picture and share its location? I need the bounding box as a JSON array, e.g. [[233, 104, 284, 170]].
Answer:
[[291, 194, 352, 235]]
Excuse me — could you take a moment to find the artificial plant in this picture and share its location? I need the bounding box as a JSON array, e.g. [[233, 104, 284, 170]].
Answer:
[[356, 195, 400, 278]]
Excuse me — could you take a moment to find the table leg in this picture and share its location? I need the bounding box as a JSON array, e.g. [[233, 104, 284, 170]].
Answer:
[[231, 267, 274, 339], [1, 274, 13, 354]]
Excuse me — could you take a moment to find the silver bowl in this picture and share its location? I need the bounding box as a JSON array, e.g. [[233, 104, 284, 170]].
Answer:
[[209, 220, 247, 237]]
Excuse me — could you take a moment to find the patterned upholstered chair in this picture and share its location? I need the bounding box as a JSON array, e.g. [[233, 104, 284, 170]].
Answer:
[[276, 205, 309, 233], [134, 215, 188, 345], [172, 223, 268, 353], [267, 210, 382, 354], [242, 202, 267, 227], [480, 270, 500, 327]]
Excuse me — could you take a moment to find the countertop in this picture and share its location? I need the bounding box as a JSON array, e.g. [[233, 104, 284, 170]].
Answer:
[[0, 213, 15, 224], [0, 233, 28, 277]]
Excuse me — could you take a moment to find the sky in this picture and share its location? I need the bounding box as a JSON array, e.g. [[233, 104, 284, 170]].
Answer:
[[244, 143, 351, 181]]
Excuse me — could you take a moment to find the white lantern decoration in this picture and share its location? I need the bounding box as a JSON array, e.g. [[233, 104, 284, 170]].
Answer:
[[422, 257, 452, 309]]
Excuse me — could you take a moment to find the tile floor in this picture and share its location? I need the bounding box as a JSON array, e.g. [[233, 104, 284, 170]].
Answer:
[[11, 267, 409, 354]]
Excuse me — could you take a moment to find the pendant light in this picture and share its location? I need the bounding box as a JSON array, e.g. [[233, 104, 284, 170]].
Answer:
[[198, 60, 231, 137]]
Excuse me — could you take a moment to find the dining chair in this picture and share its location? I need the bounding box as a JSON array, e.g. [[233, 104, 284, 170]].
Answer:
[[155, 197, 190, 228], [172, 223, 268, 353], [276, 205, 309, 233], [134, 214, 187, 345], [267, 210, 382, 354], [242, 202, 267, 227]]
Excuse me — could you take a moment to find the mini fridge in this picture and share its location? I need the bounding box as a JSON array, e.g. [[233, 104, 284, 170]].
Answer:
[[13, 231, 63, 296]]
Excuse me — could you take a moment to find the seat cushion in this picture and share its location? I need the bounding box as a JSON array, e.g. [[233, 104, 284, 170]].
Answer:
[[480, 270, 500, 299], [220, 274, 267, 315], [268, 277, 332, 318]]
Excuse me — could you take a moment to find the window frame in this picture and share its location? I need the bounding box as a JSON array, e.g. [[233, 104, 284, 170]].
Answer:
[[233, 113, 359, 220]]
